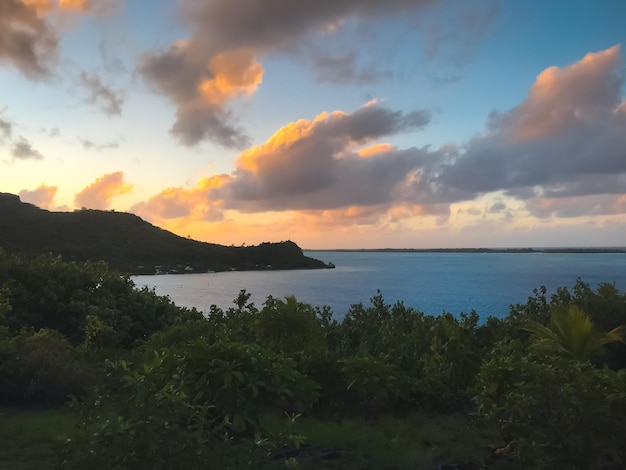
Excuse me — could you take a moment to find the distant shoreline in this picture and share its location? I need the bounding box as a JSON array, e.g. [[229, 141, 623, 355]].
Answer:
[[305, 248, 626, 254]]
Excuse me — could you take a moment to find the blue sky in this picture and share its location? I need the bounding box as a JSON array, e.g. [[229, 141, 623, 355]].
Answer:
[[1, 0, 626, 248]]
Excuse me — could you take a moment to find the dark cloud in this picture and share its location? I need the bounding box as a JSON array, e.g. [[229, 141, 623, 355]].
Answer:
[[12, 137, 43, 160], [0, 0, 58, 78], [139, 45, 259, 148], [488, 202, 506, 213], [79, 71, 124, 116], [428, 46, 626, 204], [213, 102, 434, 210], [135, 46, 626, 226], [180, 0, 435, 52], [218, 46, 626, 214], [171, 102, 250, 149], [139, 0, 436, 147]]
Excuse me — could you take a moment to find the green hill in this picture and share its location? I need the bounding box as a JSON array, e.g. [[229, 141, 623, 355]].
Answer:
[[0, 192, 330, 274]]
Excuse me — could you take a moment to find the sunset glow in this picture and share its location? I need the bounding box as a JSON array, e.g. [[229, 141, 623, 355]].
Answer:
[[2, 0, 626, 248]]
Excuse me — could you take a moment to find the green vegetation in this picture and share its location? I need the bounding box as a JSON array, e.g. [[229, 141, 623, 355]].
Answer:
[[0, 192, 330, 273], [1, 249, 625, 469]]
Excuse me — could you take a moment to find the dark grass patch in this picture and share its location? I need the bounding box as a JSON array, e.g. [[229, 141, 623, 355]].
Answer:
[[0, 407, 78, 470]]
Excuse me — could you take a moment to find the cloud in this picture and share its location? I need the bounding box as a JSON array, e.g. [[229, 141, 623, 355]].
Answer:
[[131, 45, 626, 244], [214, 102, 433, 211], [0, 117, 12, 140], [488, 201, 507, 213], [51, 0, 119, 15], [139, 0, 436, 147], [431, 45, 626, 204], [0, 0, 58, 78], [0, 0, 119, 79], [422, 3, 499, 82], [525, 194, 626, 219], [495, 46, 622, 142], [130, 175, 230, 222], [19, 183, 59, 209], [74, 171, 132, 209], [139, 44, 260, 148], [79, 71, 124, 116], [79, 137, 120, 151], [12, 137, 43, 160]]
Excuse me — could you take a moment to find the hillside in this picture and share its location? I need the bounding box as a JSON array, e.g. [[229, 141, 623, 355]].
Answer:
[[0, 193, 330, 273]]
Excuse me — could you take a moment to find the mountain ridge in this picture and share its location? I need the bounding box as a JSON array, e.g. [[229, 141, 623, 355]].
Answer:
[[0, 192, 330, 274]]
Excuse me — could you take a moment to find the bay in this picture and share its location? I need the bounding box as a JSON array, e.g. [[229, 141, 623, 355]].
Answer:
[[132, 251, 626, 320]]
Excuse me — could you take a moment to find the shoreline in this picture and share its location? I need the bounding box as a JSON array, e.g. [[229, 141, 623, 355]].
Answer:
[[305, 247, 626, 254]]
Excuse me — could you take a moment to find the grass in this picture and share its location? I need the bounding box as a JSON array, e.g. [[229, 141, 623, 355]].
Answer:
[[261, 411, 502, 469], [0, 406, 503, 469], [0, 407, 78, 470]]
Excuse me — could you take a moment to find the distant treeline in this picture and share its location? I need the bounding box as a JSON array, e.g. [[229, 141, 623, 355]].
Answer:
[[316, 247, 626, 253]]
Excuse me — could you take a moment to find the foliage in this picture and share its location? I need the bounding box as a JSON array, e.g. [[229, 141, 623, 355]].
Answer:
[[525, 304, 625, 361], [0, 329, 95, 406], [254, 295, 326, 358], [2, 249, 626, 468], [71, 341, 319, 469], [0, 250, 199, 348], [473, 340, 626, 468]]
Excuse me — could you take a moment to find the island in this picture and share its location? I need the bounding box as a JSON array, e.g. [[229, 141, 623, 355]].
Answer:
[[0, 192, 332, 274]]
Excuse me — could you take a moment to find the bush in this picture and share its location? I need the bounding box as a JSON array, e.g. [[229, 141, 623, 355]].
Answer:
[[473, 340, 626, 468], [0, 329, 95, 406], [70, 339, 319, 468]]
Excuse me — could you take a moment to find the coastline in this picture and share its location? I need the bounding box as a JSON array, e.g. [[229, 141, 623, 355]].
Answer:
[[305, 247, 626, 254]]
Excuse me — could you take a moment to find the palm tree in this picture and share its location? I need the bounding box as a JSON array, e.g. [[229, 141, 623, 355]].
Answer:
[[525, 305, 625, 362]]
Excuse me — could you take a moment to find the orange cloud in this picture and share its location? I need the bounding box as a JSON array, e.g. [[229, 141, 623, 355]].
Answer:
[[59, 0, 88, 10], [130, 175, 230, 222], [236, 111, 332, 172], [509, 45, 621, 141], [74, 171, 132, 210], [357, 143, 396, 157], [23, 0, 114, 14], [19, 184, 58, 209], [199, 49, 263, 106], [22, 0, 52, 14]]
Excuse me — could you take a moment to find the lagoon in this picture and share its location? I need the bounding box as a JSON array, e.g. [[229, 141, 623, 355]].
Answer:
[[132, 251, 626, 320]]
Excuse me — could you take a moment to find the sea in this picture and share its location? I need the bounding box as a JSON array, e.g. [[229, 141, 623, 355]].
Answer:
[[132, 251, 626, 321]]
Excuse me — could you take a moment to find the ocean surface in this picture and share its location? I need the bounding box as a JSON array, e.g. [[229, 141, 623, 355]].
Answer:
[[132, 251, 626, 321]]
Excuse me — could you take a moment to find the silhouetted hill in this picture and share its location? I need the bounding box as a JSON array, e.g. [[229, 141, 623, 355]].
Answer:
[[0, 193, 330, 273]]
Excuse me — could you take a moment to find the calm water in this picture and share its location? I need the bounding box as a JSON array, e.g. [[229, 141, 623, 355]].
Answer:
[[132, 251, 626, 320]]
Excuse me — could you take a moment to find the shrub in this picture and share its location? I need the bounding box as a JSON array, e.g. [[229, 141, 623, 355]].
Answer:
[[0, 329, 95, 406], [473, 340, 626, 468]]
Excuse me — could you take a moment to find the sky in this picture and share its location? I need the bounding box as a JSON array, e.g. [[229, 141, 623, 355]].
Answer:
[[1, 0, 626, 249]]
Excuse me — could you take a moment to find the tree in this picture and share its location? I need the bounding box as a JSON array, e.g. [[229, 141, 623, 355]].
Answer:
[[525, 305, 625, 362]]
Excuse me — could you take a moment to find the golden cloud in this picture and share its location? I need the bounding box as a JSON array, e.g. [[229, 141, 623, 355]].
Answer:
[[511, 45, 621, 141], [199, 49, 263, 106], [19, 183, 58, 209], [74, 171, 132, 210], [130, 175, 231, 222], [357, 143, 396, 157]]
